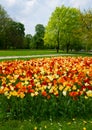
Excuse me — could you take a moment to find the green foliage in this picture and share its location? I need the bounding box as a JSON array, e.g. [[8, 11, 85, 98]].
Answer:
[[0, 93, 92, 121], [0, 5, 12, 49], [5, 21, 25, 49], [80, 9, 92, 51], [32, 24, 45, 49], [44, 5, 82, 53], [24, 34, 32, 49], [0, 5, 25, 49]]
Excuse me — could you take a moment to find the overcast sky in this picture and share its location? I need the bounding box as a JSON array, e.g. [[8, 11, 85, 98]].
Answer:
[[0, 0, 92, 35]]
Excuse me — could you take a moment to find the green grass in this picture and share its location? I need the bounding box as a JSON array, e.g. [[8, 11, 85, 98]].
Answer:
[[0, 49, 92, 57], [0, 49, 59, 56], [0, 49, 92, 62], [0, 118, 92, 130]]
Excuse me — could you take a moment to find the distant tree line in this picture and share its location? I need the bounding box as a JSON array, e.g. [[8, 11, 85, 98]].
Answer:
[[0, 5, 45, 50], [0, 4, 92, 52]]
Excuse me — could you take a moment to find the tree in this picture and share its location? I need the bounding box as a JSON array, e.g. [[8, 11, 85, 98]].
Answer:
[[5, 21, 25, 49], [80, 9, 92, 51], [44, 7, 62, 52], [0, 5, 25, 49], [0, 5, 12, 49], [24, 34, 32, 49], [33, 24, 45, 49], [44, 6, 82, 53]]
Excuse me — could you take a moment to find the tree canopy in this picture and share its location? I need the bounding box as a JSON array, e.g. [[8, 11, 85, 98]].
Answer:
[[0, 5, 25, 49], [80, 9, 92, 51], [44, 5, 82, 53], [32, 24, 45, 49]]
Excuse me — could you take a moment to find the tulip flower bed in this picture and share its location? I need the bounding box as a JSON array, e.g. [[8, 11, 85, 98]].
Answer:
[[0, 57, 92, 120]]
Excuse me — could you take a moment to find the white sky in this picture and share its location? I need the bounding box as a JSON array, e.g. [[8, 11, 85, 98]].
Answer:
[[0, 0, 92, 35]]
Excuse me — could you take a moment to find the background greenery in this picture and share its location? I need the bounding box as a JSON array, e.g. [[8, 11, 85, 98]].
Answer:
[[0, 5, 92, 53]]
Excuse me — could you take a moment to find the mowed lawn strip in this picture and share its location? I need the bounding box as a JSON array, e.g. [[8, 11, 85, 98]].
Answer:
[[0, 49, 92, 57], [0, 118, 92, 130], [0, 50, 58, 56]]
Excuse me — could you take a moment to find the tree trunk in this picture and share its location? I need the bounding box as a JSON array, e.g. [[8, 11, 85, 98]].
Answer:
[[56, 46, 59, 53], [66, 43, 70, 53], [56, 29, 60, 53]]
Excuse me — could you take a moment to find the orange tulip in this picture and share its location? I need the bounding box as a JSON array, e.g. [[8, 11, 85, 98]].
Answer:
[[42, 91, 47, 97]]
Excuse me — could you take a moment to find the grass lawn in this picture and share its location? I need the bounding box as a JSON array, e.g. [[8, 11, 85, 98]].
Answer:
[[0, 49, 59, 57], [0, 49, 92, 57], [0, 118, 92, 130]]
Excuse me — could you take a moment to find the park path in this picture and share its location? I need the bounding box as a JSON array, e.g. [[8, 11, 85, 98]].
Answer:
[[0, 54, 74, 60]]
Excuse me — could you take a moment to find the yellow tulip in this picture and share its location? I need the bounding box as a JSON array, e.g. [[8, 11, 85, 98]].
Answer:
[[83, 127, 86, 130], [34, 126, 37, 130], [86, 90, 92, 97], [59, 85, 64, 91]]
